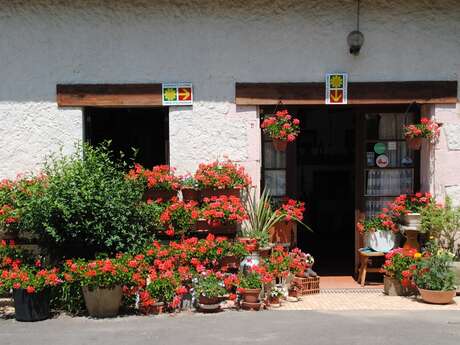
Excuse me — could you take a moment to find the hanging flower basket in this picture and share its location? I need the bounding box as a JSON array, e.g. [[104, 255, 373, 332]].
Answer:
[[272, 139, 288, 152], [406, 137, 423, 150], [261, 110, 300, 149], [403, 117, 441, 151]]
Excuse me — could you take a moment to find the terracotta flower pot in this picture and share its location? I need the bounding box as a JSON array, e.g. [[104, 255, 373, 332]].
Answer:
[[181, 188, 201, 202], [143, 189, 177, 202], [241, 301, 262, 311], [220, 255, 241, 269], [241, 288, 261, 303], [269, 296, 280, 305], [82, 286, 122, 318], [195, 220, 237, 235], [406, 137, 423, 150], [269, 221, 294, 245], [418, 287, 456, 304], [257, 247, 272, 259], [200, 188, 240, 199], [198, 295, 221, 313], [272, 139, 288, 151], [140, 302, 164, 315]]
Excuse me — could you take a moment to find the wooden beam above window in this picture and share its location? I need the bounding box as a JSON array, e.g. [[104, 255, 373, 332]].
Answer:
[[57, 84, 163, 107], [235, 81, 458, 105]]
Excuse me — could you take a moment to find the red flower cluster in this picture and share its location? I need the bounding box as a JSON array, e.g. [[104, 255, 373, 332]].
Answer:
[[404, 117, 440, 142], [194, 160, 251, 189], [382, 248, 420, 287], [276, 199, 305, 222], [261, 110, 300, 142], [201, 195, 247, 226], [1, 265, 61, 294], [159, 198, 200, 237], [289, 248, 312, 276], [127, 164, 181, 191], [389, 192, 433, 215]]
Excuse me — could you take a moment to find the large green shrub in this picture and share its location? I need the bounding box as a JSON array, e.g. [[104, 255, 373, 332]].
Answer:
[[22, 143, 153, 259]]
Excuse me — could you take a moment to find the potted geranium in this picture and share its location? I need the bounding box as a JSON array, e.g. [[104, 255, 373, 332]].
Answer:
[[414, 241, 456, 304], [159, 198, 200, 238], [65, 257, 133, 318], [0, 175, 46, 241], [219, 240, 248, 270], [180, 175, 201, 202], [199, 195, 247, 235], [382, 248, 419, 296], [268, 286, 284, 306], [261, 110, 300, 151], [1, 264, 61, 321], [238, 266, 272, 310], [194, 160, 251, 199], [127, 164, 180, 202], [421, 198, 460, 294], [140, 276, 179, 314], [390, 193, 434, 252], [357, 212, 399, 252], [404, 117, 441, 150], [194, 272, 227, 312], [272, 198, 310, 247]]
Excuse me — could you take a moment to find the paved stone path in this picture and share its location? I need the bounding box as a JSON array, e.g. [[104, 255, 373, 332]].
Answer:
[[279, 290, 460, 311]]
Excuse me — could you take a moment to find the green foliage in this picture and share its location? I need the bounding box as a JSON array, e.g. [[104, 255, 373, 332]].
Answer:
[[414, 242, 456, 291], [50, 281, 86, 315], [22, 143, 152, 259], [421, 198, 460, 259], [238, 271, 262, 289], [242, 188, 284, 246], [193, 274, 226, 298], [146, 277, 177, 303]]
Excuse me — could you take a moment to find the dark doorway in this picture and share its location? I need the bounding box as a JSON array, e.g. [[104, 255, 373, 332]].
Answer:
[[295, 107, 356, 275], [84, 107, 168, 168]]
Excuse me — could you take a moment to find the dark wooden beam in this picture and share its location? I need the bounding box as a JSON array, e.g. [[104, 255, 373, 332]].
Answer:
[[236, 81, 458, 105], [57, 84, 163, 107]]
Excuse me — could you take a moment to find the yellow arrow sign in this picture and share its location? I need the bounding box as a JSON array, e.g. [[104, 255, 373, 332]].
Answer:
[[330, 89, 343, 103]]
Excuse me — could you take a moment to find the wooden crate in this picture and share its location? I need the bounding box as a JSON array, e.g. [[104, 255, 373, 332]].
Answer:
[[292, 276, 320, 295]]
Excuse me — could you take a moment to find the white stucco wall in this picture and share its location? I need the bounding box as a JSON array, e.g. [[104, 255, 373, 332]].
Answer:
[[0, 0, 459, 190]]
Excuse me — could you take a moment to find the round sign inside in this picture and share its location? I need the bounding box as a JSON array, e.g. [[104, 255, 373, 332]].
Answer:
[[376, 154, 389, 168], [374, 143, 386, 154]]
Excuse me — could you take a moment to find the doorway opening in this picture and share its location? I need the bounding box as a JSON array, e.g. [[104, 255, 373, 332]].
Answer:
[[295, 107, 356, 275], [84, 107, 169, 168]]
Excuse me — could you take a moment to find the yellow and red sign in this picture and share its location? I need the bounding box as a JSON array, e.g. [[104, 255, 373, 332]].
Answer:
[[325, 73, 348, 105], [162, 83, 193, 106]]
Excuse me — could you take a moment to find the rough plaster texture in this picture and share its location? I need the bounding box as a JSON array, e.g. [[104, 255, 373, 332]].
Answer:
[[430, 104, 460, 203], [0, 0, 459, 191]]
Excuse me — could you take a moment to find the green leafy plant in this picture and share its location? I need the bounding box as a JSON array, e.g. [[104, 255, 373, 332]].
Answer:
[[241, 188, 284, 246], [193, 273, 226, 298], [22, 143, 152, 259], [0, 176, 46, 236], [238, 271, 262, 290], [414, 242, 456, 291], [145, 277, 178, 304], [421, 198, 460, 259]]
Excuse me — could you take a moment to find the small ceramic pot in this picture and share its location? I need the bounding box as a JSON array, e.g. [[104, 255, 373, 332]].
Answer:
[[418, 287, 456, 304]]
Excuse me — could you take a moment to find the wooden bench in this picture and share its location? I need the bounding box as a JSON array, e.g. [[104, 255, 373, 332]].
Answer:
[[357, 249, 385, 287]]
